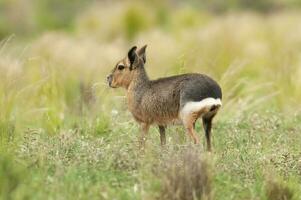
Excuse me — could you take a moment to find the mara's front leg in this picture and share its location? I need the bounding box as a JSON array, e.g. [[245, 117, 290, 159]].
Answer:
[[139, 123, 150, 149], [158, 125, 166, 145]]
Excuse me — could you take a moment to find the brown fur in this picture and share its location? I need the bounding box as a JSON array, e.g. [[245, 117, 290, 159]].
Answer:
[[107, 45, 222, 150]]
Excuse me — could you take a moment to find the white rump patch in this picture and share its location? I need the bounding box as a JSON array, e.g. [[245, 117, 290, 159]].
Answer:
[[180, 98, 222, 120]]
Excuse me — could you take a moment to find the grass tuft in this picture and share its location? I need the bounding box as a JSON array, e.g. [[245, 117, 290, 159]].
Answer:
[[265, 177, 294, 200], [159, 147, 212, 200]]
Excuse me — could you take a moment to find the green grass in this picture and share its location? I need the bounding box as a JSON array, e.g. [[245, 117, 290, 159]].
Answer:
[[1, 112, 301, 199]]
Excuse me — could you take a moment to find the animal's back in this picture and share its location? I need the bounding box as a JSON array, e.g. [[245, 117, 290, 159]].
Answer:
[[177, 73, 222, 107]]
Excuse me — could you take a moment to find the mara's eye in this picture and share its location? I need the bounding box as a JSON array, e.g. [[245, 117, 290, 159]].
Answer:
[[118, 65, 125, 70]]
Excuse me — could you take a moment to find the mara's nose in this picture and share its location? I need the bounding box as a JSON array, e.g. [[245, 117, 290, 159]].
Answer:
[[106, 74, 112, 85]]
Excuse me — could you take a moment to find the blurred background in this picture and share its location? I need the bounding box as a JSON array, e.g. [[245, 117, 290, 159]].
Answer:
[[1, 1, 301, 199], [1, 0, 301, 135]]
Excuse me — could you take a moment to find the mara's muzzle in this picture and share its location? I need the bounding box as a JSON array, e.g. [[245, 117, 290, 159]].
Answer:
[[106, 74, 113, 87]]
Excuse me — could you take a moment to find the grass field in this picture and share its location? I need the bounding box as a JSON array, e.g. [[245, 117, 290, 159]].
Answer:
[[1, 1, 301, 199]]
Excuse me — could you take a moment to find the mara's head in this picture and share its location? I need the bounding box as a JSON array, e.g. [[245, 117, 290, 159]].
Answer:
[[107, 45, 147, 89]]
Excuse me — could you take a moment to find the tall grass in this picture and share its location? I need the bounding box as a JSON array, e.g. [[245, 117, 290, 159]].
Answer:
[[1, 6, 301, 140]]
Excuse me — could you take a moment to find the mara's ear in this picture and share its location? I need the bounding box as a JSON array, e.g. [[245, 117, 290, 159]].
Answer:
[[137, 45, 147, 63], [128, 46, 137, 67]]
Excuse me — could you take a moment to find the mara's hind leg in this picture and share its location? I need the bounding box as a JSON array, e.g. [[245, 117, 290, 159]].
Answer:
[[180, 96, 222, 147], [202, 113, 215, 151], [181, 113, 200, 144], [158, 125, 166, 145]]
